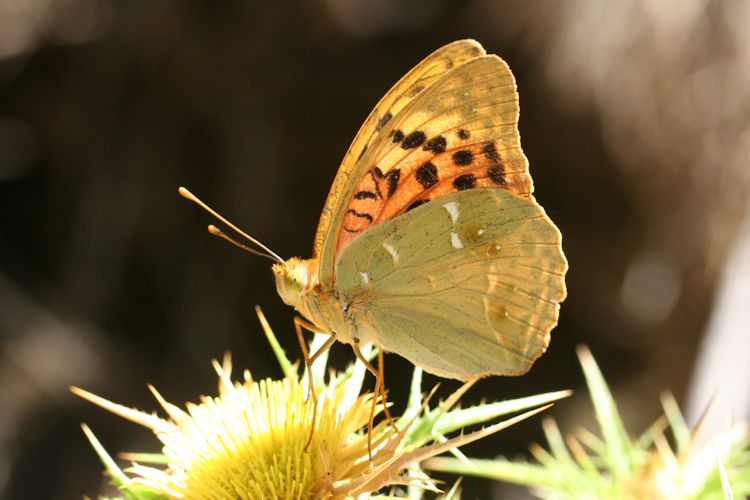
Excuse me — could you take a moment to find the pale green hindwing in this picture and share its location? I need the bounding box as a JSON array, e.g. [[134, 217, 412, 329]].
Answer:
[[334, 188, 567, 380]]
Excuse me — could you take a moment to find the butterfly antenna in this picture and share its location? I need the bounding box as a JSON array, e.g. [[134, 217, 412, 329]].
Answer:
[[178, 187, 285, 264], [206, 225, 278, 262]]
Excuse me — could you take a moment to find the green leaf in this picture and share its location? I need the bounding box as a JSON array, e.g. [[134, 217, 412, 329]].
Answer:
[[80, 424, 168, 500]]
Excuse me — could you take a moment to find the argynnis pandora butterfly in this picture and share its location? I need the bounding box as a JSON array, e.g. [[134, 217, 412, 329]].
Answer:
[[271, 39, 567, 380]]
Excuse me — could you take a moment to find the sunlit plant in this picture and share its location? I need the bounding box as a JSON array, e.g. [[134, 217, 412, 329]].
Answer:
[[426, 345, 750, 500], [74, 308, 568, 499]]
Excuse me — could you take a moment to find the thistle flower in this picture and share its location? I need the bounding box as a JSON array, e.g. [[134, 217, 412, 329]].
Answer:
[[74, 310, 568, 499], [74, 358, 384, 499]]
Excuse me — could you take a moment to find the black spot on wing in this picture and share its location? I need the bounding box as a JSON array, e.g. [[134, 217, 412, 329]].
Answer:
[[356, 144, 368, 161], [392, 130, 405, 144], [457, 129, 471, 140], [343, 226, 360, 233], [401, 131, 426, 149], [453, 150, 474, 166], [406, 199, 427, 211], [487, 165, 507, 186], [453, 173, 477, 190], [407, 84, 425, 97], [415, 161, 438, 189], [423, 136, 446, 154], [384, 169, 401, 197], [376, 111, 393, 131], [483, 142, 501, 163], [354, 190, 377, 200], [368, 168, 384, 198], [346, 209, 373, 223]]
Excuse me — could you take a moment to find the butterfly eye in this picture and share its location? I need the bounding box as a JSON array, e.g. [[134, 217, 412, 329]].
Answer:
[[283, 267, 307, 295]]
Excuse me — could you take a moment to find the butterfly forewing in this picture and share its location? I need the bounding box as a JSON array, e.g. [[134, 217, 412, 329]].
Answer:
[[331, 55, 534, 258], [334, 188, 566, 380], [314, 40, 487, 284]]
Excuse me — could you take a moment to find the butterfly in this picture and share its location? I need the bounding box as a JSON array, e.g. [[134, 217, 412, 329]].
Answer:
[[271, 39, 567, 381]]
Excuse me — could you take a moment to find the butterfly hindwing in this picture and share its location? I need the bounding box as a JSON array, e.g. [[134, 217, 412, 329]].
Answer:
[[334, 188, 566, 380]]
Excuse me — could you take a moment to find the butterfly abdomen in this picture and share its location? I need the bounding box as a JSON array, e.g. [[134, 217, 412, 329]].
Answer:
[[336, 136, 532, 253]]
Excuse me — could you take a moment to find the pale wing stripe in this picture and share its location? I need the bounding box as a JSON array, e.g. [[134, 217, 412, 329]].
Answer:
[[466, 273, 565, 303], [451, 284, 560, 315], [373, 265, 563, 307], [452, 249, 565, 269], [454, 255, 566, 277], [442, 245, 565, 268], [516, 262, 567, 277], [371, 282, 562, 316], [449, 274, 562, 306], [474, 269, 564, 288], [377, 290, 553, 336], [452, 251, 566, 268]]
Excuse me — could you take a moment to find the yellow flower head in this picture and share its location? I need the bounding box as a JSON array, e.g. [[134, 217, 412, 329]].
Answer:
[[75, 354, 390, 499]]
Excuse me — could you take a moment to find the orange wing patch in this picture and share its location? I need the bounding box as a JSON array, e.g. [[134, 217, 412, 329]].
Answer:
[[336, 128, 532, 254]]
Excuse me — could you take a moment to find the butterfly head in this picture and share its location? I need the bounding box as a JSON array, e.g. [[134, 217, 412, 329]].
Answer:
[[272, 257, 319, 310]]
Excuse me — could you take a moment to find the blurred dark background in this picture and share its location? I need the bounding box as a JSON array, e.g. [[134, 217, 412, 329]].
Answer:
[[2, 1, 749, 498]]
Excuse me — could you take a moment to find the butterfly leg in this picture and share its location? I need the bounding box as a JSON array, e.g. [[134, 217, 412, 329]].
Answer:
[[376, 349, 398, 428], [351, 341, 397, 469], [293, 316, 336, 452]]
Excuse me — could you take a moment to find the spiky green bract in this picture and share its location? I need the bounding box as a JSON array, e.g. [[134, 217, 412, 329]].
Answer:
[[425, 345, 750, 500]]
